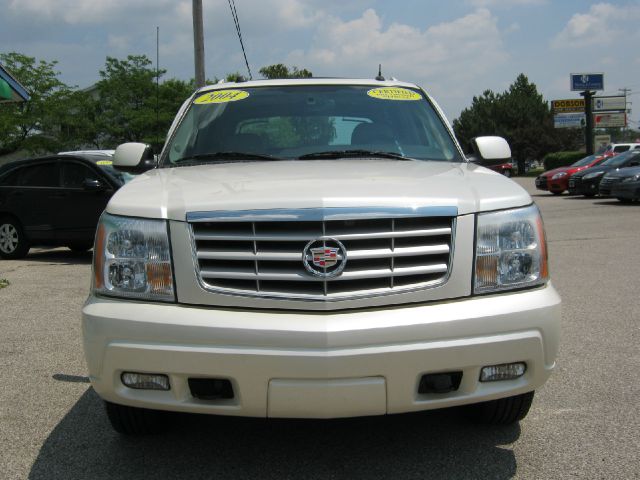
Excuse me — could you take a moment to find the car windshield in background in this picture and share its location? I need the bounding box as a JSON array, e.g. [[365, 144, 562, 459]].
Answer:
[[572, 155, 598, 167], [164, 85, 463, 165], [90, 160, 135, 185], [602, 150, 640, 167]]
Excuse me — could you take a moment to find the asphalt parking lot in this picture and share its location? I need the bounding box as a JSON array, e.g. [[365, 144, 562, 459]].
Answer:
[[1, 177, 638, 480]]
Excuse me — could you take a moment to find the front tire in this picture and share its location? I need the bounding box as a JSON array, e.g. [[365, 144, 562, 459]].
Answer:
[[104, 401, 169, 435], [616, 197, 633, 204], [503, 169, 512, 178], [0, 217, 30, 259], [465, 391, 535, 425]]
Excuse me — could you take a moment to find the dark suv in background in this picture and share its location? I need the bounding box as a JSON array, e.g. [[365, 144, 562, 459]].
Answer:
[[0, 152, 131, 259]]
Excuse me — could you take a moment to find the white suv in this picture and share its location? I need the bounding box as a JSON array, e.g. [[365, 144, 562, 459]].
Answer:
[[82, 78, 560, 434]]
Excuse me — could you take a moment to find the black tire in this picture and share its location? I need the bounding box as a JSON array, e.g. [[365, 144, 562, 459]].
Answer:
[[616, 197, 633, 204], [584, 192, 596, 198], [104, 401, 169, 435], [503, 170, 512, 178], [551, 191, 562, 196], [465, 391, 535, 425], [0, 216, 30, 259]]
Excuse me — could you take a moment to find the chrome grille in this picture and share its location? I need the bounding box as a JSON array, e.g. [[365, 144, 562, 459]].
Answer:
[[188, 208, 456, 300]]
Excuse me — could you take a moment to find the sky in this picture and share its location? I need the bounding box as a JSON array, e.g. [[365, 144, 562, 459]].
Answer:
[[1, 0, 639, 124]]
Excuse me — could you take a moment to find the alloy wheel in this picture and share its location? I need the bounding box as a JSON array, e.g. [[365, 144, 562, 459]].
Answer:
[[0, 223, 19, 254]]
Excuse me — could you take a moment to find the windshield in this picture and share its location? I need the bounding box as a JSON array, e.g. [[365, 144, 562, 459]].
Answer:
[[98, 164, 135, 185], [163, 85, 462, 165], [602, 150, 639, 167], [572, 155, 598, 167]]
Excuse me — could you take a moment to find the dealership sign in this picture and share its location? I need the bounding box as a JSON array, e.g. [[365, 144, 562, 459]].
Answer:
[[554, 113, 585, 129], [592, 96, 626, 112], [551, 99, 585, 113], [594, 112, 626, 128], [570, 73, 604, 91]]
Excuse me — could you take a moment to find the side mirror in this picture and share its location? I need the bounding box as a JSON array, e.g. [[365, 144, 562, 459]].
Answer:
[[113, 143, 156, 174], [82, 178, 105, 191], [469, 136, 512, 166]]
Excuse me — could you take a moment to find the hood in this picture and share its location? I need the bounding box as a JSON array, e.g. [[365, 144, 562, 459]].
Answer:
[[542, 166, 577, 177], [105, 160, 531, 220], [573, 164, 614, 178], [606, 165, 640, 179]]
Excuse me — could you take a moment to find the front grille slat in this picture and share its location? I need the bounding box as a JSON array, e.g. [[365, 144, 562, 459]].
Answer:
[[190, 210, 455, 300], [194, 227, 451, 243], [196, 244, 449, 262], [200, 263, 448, 282]]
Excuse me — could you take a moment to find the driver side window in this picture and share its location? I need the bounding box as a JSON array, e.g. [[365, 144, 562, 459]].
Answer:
[[61, 162, 98, 188]]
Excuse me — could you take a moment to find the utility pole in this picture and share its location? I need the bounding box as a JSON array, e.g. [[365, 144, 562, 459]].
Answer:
[[193, 0, 205, 88], [156, 26, 160, 149], [619, 88, 632, 140], [581, 90, 596, 155]]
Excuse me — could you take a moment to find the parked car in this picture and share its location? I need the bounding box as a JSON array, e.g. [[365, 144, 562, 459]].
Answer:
[[82, 78, 560, 434], [486, 161, 514, 177], [568, 150, 640, 197], [607, 165, 640, 202], [598, 143, 640, 158], [0, 152, 132, 259], [535, 154, 606, 194]]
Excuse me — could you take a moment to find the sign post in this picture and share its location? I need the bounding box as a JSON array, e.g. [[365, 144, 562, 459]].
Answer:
[[571, 73, 604, 155]]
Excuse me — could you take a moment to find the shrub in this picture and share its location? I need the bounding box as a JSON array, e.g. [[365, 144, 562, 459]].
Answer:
[[542, 151, 586, 171]]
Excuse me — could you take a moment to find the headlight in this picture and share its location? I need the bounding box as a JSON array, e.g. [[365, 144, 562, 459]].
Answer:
[[93, 213, 175, 302], [551, 172, 567, 180], [583, 171, 604, 180], [474, 204, 548, 294], [622, 174, 640, 183]]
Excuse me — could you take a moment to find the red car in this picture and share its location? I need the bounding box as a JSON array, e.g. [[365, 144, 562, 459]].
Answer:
[[536, 154, 606, 194], [486, 162, 514, 177]]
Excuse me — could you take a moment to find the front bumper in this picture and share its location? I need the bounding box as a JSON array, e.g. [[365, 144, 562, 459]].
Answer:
[[535, 176, 548, 190], [547, 179, 568, 193], [611, 181, 640, 200], [82, 285, 561, 419]]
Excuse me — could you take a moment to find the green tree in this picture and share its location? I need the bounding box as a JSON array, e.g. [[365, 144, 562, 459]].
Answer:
[[453, 74, 581, 168], [225, 72, 247, 82], [259, 64, 312, 79], [0, 52, 73, 154], [96, 55, 162, 148], [56, 89, 103, 149], [95, 55, 194, 151]]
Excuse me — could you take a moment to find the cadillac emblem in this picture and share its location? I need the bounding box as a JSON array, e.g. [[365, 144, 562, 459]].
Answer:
[[302, 238, 347, 278]]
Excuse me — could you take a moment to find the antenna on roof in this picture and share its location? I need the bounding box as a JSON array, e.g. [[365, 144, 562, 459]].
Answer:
[[375, 64, 385, 81]]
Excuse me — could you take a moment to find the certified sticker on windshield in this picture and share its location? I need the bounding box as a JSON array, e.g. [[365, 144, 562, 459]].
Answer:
[[194, 90, 250, 104], [367, 87, 422, 101], [96, 160, 113, 165]]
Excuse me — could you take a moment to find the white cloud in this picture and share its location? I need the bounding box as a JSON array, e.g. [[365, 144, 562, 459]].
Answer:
[[7, 0, 175, 24], [505, 22, 520, 34], [468, 0, 546, 7], [107, 34, 130, 51], [7, 0, 321, 31], [553, 3, 640, 48], [285, 8, 508, 116]]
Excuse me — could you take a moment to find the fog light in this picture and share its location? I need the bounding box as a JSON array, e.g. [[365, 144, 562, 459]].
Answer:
[[121, 372, 170, 390], [480, 362, 526, 382]]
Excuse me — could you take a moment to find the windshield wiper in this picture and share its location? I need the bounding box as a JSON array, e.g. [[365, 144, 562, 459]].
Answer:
[[297, 150, 410, 161], [174, 151, 283, 164]]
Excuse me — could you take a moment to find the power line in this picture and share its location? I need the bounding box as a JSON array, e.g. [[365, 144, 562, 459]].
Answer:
[[227, 0, 252, 80]]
